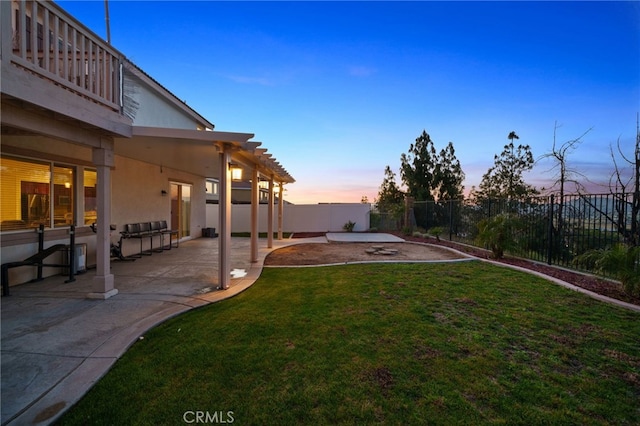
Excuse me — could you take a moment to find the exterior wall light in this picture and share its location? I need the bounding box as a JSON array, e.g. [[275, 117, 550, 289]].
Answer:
[[230, 164, 243, 181]]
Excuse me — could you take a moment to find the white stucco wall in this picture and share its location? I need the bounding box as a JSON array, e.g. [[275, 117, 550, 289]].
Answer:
[[124, 72, 203, 130], [112, 156, 207, 255], [206, 203, 371, 233]]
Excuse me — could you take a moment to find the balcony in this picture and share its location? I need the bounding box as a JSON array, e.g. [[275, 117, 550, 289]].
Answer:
[[1, 0, 131, 136]]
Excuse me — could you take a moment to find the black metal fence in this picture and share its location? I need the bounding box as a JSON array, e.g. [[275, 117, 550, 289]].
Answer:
[[371, 193, 639, 271]]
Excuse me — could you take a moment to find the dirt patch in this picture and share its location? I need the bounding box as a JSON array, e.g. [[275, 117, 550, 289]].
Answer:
[[264, 242, 467, 266]]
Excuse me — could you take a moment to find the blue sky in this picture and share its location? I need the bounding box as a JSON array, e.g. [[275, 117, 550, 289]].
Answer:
[[57, 1, 640, 204]]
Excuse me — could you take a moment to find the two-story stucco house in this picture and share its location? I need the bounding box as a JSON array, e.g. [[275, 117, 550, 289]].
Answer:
[[1, 1, 293, 297]]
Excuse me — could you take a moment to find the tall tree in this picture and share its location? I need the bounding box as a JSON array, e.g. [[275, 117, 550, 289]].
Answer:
[[400, 130, 437, 202], [508, 131, 519, 145], [375, 165, 404, 212], [434, 142, 465, 201], [475, 132, 538, 200]]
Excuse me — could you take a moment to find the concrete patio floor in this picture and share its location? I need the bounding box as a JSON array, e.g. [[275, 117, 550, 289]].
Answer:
[[1, 235, 326, 426]]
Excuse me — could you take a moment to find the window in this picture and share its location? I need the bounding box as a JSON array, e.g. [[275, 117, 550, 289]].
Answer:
[[0, 155, 80, 231], [205, 180, 218, 195], [53, 165, 74, 227], [84, 169, 97, 225]]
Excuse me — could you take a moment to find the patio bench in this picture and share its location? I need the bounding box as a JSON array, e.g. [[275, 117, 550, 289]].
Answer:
[[158, 220, 179, 250], [120, 221, 178, 257], [120, 222, 155, 257]]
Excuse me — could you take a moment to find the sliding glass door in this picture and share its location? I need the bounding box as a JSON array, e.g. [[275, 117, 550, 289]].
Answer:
[[170, 182, 191, 239]]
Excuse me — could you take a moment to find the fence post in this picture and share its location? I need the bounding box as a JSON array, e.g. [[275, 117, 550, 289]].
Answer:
[[425, 201, 429, 230], [547, 194, 554, 265], [449, 200, 453, 240]]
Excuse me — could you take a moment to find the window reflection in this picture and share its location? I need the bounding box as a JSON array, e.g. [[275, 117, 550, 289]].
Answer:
[[0, 156, 93, 231]]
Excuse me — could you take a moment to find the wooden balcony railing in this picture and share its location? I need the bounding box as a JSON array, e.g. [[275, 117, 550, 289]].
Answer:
[[6, 0, 121, 112]]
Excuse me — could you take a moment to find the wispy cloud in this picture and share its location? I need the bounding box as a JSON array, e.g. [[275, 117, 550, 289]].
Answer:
[[348, 66, 377, 77], [227, 75, 274, 86]]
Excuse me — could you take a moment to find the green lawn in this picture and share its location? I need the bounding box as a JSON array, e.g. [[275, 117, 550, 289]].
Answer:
[[58, 261, 639, 425]]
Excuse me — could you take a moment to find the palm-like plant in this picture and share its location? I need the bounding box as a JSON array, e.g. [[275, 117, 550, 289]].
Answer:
[[475, 214, 521, 259]]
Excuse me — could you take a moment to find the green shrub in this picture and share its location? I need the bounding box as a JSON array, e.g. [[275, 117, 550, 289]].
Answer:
[[574, 244, 640, 296], [475, 214, 520, 259], [428, 226, 444, 241], [343, 220, 356, 232]]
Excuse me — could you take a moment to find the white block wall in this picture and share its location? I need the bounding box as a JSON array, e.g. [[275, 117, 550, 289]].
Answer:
[[206, 203, 371, 233]]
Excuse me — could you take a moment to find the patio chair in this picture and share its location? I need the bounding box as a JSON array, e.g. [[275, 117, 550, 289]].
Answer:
[[159, 220, 179, 250]]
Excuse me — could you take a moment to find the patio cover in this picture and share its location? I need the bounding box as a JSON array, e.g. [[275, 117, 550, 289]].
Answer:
[[116, 126, 294, 183], [114, 126, 294, 290]]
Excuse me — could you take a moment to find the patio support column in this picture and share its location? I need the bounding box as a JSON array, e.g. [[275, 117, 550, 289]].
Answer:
[[277, 182, 284, 240], [88, 144, 117, 299], [250, 167, 259, 263], [267, 178, 274, 248], [218, 147, 232, 290]]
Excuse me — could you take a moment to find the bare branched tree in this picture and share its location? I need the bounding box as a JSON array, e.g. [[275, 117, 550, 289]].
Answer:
[[538, 121, 592, 233], [607, 116, 640, 245], [577, 116, 639, 246]]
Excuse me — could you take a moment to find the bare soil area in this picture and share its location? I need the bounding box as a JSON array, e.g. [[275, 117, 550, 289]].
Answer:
[[264, 242, 466, 266], [267, 233, 640, 307]]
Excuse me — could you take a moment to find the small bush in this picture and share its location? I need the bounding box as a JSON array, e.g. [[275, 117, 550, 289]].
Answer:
[[428, 226, 444, 241], [574, 244, 640, 296], [475, 214, 520, 259], [343, 221, 356, 232]]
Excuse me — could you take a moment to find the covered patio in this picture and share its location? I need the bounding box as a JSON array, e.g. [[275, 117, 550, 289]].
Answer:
[[109, 125, 295, 294]]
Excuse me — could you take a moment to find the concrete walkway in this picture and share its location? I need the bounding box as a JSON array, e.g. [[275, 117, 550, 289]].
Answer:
[[1, 235, 326, 426]]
